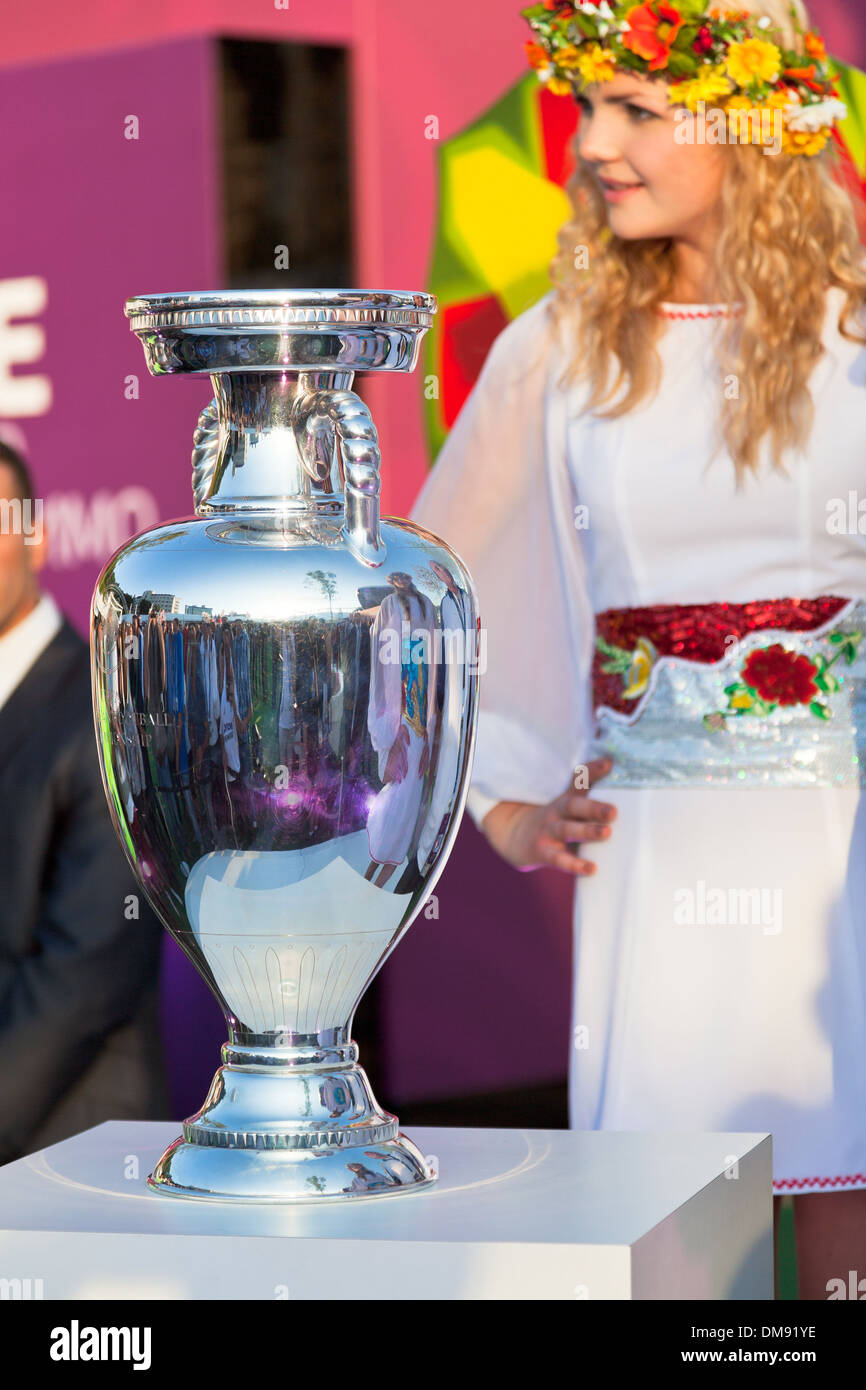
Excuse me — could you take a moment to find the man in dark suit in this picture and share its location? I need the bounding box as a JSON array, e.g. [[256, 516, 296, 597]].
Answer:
[[0, 439, 168, 1164]]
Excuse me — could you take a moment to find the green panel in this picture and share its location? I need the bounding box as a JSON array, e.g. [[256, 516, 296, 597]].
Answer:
[[833, 56, 866, 176], [776, 1195, 799, 1301], [424, 75, 547, 459]]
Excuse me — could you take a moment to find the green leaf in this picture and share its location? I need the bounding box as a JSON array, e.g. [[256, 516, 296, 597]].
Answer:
[[751, 699, 776, 716], [573, 14, 597, 40], [616, 50, 647, 72], [809, 700, 831, 720], [665, 50, 698, 78], [675, 24, 701, 49]]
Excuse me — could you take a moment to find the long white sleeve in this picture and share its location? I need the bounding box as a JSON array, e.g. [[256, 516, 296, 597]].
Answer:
[[410, 291, 596, 833]]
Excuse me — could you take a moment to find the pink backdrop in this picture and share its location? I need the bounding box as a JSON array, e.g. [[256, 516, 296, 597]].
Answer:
[[1, 0, 863, 1110]]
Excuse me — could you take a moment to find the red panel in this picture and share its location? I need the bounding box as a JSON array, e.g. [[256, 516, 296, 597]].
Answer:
[[440, 294, 509, 427], [830, 127, 866, 235], [539, 83, 580, 187]]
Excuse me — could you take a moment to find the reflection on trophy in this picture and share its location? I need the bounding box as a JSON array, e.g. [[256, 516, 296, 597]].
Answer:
[[90, 290, 480, 1202]]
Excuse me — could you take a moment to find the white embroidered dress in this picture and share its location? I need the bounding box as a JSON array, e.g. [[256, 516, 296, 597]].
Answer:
[[410, 287, 866, 1194]]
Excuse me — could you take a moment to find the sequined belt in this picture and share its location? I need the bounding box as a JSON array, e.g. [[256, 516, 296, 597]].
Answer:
[[587, 596, 866, 787]]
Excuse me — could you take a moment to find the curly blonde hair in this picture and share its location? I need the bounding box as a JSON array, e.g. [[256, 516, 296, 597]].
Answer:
[[548, 0, 866, 482]]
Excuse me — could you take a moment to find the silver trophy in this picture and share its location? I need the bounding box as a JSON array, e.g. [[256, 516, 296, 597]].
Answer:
[[90, 290, 480, 1202]]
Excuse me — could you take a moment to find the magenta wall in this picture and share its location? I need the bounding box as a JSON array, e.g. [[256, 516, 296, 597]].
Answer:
[[0, 37, 221, 618], [0, 38, 228, 1114]]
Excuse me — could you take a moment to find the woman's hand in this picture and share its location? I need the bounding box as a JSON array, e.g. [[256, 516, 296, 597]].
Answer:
[[383, 725, 410, 783], [480, 757, 617, 875]]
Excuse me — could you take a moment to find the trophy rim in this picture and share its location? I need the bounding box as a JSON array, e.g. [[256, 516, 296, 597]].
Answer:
[[124, 288, 437, 329]]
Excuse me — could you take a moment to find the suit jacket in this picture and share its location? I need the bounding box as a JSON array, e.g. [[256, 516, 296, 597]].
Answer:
[[0, 616, 169, 1164]]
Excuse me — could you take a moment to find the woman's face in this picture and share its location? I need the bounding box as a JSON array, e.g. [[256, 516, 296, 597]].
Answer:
[[576, 73, 726, 243]]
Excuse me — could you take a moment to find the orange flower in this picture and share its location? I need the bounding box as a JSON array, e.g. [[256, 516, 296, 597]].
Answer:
[[622, 2, 684, 71], [524, 40, 550, 70], [804, 30, 826, 60]]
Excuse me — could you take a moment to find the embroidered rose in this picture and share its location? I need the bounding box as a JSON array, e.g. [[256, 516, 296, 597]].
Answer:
[[703, 629, 863, 731], [740, 644, 819, 706]]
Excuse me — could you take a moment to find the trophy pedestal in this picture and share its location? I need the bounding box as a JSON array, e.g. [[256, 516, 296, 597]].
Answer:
[[0, 1121, 774, 1299]]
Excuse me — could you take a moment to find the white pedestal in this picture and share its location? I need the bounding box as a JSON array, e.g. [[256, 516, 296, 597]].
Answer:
[[0, 1121, 772, 1299]]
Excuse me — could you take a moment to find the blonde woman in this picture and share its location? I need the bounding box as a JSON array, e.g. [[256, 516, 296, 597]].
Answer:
[[412, 0, 866, 1297]]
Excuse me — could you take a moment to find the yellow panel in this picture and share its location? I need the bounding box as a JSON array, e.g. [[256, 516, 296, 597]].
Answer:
[[443, 146, 572, 318]]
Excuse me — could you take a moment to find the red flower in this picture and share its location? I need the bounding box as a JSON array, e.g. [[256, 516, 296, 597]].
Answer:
[[693, 25, 714, 55], [741, 645, 819, 706], [783, 63, 827, 95], [622, 2, 684, 71]]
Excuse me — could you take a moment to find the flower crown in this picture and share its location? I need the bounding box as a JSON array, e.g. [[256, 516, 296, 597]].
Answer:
[[521, 2, 848, 156]]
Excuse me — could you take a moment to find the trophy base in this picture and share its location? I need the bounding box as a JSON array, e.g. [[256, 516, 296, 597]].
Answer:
[[146, 1046, 437, 1203], [147, 1130, 436, 1203]]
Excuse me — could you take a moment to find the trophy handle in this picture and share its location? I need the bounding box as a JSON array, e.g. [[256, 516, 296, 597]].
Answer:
[[191, 398, 220, 514], [292, 383, 386, 567], [189, 385, 386, 568]]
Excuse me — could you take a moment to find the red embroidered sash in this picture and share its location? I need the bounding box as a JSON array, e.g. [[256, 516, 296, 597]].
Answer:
[[593, 596, 850, 717]]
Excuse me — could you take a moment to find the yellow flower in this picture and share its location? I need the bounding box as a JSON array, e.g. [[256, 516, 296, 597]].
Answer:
[[763, 88, 794, 111], [730, 690, 755, 710], [724, 92, 779, 146], [667, 65, 734, 112], [575, 43, 618, 84], [622, 637, 658, 700], [725, 38, 782, 87], [555, 44, 582, 70], [781, 125, 832, 156], [546, 74, 574, 96]]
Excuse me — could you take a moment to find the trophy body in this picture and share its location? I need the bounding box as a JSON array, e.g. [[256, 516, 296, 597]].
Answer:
[[91, 291, 479, 1202]]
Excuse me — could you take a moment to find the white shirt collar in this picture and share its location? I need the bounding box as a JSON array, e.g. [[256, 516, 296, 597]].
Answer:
[[0, 592, 64, 714]]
